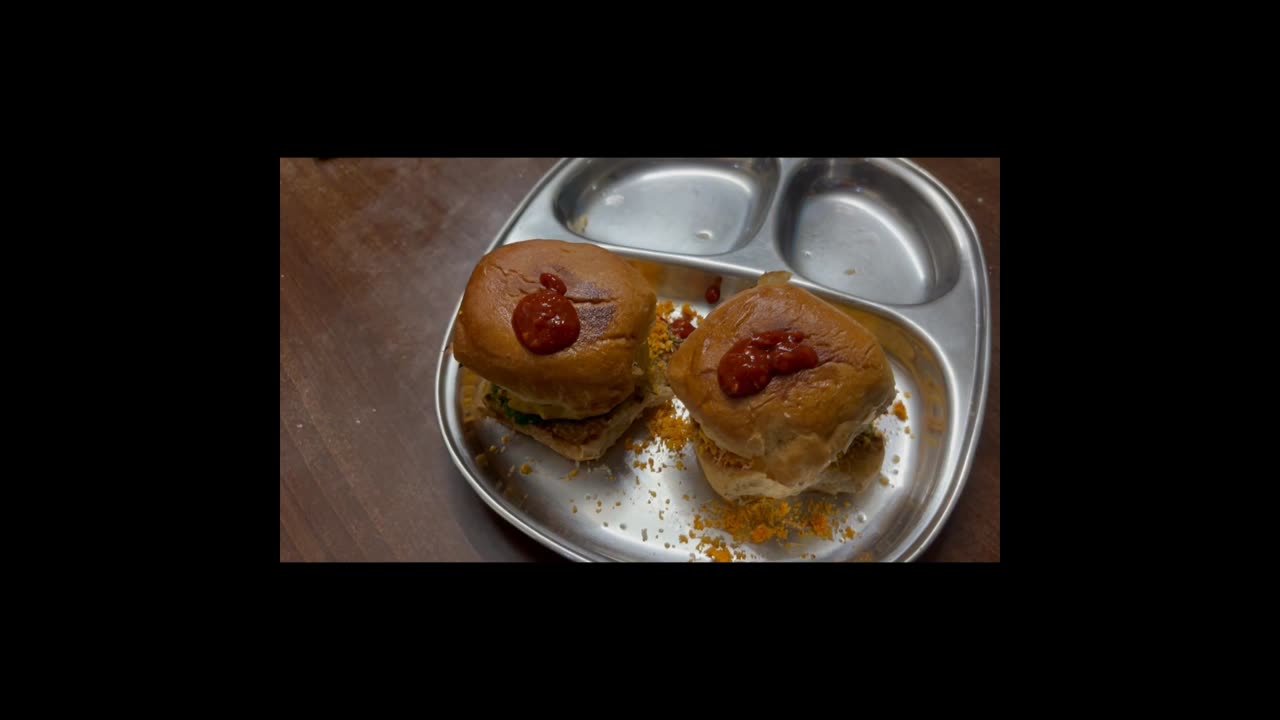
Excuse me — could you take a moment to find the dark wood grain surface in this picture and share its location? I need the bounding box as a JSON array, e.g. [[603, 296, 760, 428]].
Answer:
[[279, 158, 999, 562]]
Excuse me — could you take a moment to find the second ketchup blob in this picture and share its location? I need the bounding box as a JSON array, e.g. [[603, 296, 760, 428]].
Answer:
[[717, 329, 819, 398], [670, 317, 696, 339], [705, 276, 722, 304]]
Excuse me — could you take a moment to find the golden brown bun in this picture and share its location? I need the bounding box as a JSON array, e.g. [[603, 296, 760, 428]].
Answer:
[[669, 282, 895, 491], [453, 240, 657, 418], [696, 430, 886, 500]]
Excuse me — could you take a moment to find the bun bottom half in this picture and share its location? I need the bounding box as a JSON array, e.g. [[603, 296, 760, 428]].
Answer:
[[477, 380, 669, 462], [695, 429, 886, 501]]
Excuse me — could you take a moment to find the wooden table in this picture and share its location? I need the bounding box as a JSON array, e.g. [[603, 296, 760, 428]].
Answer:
[[280, 158, 1000, 562]]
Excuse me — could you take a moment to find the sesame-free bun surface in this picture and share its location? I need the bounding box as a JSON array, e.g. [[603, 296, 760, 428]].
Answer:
[[453, 240, 656, 418], [669, 282, 894, 491]]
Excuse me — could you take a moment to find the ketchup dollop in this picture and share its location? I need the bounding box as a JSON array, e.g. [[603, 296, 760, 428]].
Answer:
[[670, 317, 696, 339], [512, 273, 579, 354], [705, 276, 722, 304], [717, 329, 819, 397]]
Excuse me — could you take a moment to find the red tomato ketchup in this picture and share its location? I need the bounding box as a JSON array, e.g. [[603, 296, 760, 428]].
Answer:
[[670, 317, 696, 339], [512, 273, 579, 354], [717, 329, 819, 397], [705, 276, 723, 304]]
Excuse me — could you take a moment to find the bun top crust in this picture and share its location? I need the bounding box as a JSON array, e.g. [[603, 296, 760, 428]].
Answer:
[[452, 240, 656, 417], [668, 282, 894, 487]]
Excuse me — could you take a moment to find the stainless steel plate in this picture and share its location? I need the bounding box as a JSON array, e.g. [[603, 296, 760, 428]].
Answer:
[[436, 158, 990, 562]]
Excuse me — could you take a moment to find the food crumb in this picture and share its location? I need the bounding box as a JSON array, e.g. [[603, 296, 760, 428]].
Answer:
[[701, 535, 734, 562], [665, 542, 671, 549], [659, 511, 665, 520], [475, 453, 489, 468], [519, 463, 532, 475], [904, 392, 912, 399], [569, 468, 580, 478], [502, 436, 510, 444], [879, 475, 890, 486], [649, 491, 657, 498], [633, 401, 695, 459], [603, 522, 608, 527], [810, 510, 832, 540], [597, 501, 602, 507], [647, 307, 677, 365], [488, 445, 498, 454], [682, 496, 848, 550], [845, 268, 857, 275], [843, 527, 856, 540], [893, 401, 908, 421], [893, 455, 901, 464], [572, 505, 578, 514], [620, 523, 627, 530], [641, 529, 648, 542], [679, 535, 689, 544], [615, 501, 622, 507], [683, 494, 690, 501]]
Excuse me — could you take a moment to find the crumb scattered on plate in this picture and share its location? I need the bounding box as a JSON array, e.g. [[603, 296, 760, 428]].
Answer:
[[893, 401, 908, 421]]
